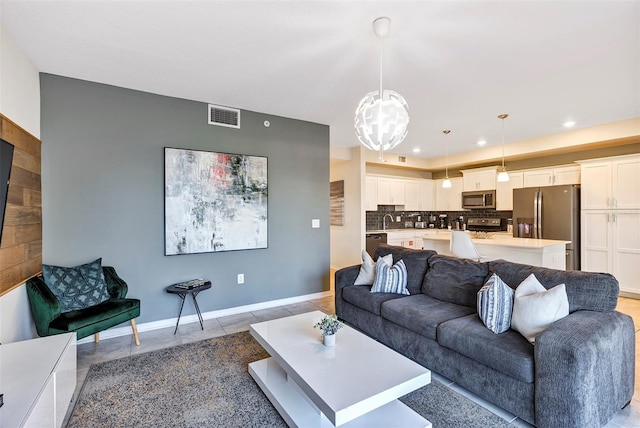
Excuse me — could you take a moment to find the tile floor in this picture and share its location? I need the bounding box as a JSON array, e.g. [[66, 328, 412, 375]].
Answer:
[[66, 295, 640, 427]]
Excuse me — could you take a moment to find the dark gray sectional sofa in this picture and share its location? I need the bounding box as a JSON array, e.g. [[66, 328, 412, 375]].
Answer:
[[335, 244, 635, 428]]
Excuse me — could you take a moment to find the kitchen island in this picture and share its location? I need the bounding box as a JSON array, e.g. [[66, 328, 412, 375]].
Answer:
[[421, 232, 570, 269]]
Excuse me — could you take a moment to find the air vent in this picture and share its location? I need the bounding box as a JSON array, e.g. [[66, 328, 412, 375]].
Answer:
[[398, 156, 407, 163], [208, 104, 240, 129]]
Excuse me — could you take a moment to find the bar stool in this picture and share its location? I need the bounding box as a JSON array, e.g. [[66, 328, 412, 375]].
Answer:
[[450, 230, 485, 262]]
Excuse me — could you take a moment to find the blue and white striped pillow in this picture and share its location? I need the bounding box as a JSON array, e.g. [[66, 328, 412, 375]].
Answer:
[[371, 258, 410, 295], [477, 273, 514, 334]]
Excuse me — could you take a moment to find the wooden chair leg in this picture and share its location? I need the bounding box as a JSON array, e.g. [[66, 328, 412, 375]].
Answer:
[[95, 333, 100, 343], [131, 319, 140, 346]]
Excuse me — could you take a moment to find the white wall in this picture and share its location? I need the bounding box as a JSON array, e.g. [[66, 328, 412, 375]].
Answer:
[[0, 26, 40, 138], [330, 146, 365, 270], [0, 25, 41, 344]]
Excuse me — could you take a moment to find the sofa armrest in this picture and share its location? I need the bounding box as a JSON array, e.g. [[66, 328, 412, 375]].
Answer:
[[103, 266, 128, 299], [534, 310, 635, 428], [26, 276, 61, 337], [334, 265, 360, 319]]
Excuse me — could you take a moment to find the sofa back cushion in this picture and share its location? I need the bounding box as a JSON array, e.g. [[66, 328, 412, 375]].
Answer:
[[488, 259, 619, 313], [422, 254, 489, 308], [374, 244, 436, 295]]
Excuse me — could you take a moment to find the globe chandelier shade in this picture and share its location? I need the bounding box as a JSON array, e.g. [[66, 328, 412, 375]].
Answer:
[[354, 89, 410, 152], [354, 17, 409, 160]]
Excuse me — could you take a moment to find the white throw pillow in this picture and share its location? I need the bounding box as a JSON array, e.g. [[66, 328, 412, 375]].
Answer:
[[511, 273, 569, 344], [354, 250, 393, 286]]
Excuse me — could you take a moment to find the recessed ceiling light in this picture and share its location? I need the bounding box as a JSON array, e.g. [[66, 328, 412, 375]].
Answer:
[[477, 140, 487, 146], [563, 120, 576, 128], [412, 148, 421, 153]]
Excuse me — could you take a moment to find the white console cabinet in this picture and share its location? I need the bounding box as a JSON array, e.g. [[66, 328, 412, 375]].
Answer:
[[1, 333, 77, 428]]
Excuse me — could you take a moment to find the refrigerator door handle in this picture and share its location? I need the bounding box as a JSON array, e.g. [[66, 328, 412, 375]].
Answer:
[[533, 191, 539, 238], [537, 190, 543, 238]]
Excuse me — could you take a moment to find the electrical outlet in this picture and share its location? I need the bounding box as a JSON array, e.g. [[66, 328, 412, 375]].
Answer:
[[396, 216, 401, 222], [237, 273, 244, 284]]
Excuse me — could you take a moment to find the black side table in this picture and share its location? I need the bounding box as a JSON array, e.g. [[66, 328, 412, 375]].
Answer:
[[166, 281, 212, 334]]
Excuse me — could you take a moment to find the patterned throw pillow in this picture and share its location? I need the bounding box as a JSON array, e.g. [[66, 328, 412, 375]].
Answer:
[[371, 258, 410, 295], [477, 273, 514, 334], [354, 250, 393, 286], [42, 258, 111, 312], [511, 273, 569, 344]]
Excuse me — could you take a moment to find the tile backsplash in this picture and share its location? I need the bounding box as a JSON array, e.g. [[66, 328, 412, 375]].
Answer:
[[366, 206, 513, 231]]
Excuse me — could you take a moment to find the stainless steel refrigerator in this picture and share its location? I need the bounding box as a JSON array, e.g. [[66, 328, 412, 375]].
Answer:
[[512, 184, 580, 270]]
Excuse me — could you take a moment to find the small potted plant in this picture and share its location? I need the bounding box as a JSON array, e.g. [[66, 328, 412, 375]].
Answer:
[[313, 314, 343, 347]]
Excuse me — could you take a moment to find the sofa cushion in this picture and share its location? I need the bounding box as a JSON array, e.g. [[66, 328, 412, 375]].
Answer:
[[477, 273, 514, 334], [422, 254, 489, 308], [342, 285, 406, 316], [511, 274, 569, 344], [371, 258, 409, 295], [488, 259, 618, 313], [380, 294, 476, 340], [374, 244, 436, 295], [438, 314, 535, 383], [42, 258, 111, 312], [49, 298, 140, 332]]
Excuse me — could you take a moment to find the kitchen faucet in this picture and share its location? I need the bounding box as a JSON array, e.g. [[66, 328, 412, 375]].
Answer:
[[383, 214, 394, 230]]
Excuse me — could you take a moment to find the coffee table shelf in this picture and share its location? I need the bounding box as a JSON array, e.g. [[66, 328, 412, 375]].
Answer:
[[249, 311, 431, 428]]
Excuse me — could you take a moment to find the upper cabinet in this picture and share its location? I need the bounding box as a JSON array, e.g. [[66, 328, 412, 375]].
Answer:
[[435, 177, 463, 211], [377, 177, 405, 205], [522, 165, 580, 187], [496, 171, 524, 211], [366, 175, 435, 210], [579, 155, 640, 210], [365, 176, 378, 211], [461, 167, 498, 191], [405, 179, 435, 211]]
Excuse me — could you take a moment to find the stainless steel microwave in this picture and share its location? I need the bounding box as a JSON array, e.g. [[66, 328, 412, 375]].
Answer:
[[461, 190, 496, 209]]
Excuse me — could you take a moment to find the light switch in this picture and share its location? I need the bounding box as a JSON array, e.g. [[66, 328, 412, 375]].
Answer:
[[312, 219, 320, 228]]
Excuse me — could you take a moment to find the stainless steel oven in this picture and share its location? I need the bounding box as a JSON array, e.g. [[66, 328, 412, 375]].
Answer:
[[461, 190, 496, 209]]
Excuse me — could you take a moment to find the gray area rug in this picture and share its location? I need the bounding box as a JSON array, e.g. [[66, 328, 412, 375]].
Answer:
[[68, 331, 513, 428]]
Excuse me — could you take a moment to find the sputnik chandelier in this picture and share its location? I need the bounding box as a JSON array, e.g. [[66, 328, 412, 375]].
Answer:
[[354, 17, 409, 161]]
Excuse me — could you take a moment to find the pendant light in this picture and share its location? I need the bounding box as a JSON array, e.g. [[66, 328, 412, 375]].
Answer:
[[497, 114, 510, 183], [442, 130, 452, 188], [354, 17, 410, 162]]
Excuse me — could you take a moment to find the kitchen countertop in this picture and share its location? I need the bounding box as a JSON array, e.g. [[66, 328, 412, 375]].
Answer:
[[421, 233, 570, 249], [366, 228, 448, 234]]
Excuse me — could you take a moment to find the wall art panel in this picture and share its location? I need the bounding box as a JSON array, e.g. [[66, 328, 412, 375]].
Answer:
[[165, 147, 268, 255]]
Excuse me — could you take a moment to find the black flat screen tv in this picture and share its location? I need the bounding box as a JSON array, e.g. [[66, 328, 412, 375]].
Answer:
[[0, 138, 14, 245]]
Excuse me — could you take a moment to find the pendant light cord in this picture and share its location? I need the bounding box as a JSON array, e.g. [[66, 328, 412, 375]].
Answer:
[[501, 118, 505, 169], [378, 33, 385, 161]]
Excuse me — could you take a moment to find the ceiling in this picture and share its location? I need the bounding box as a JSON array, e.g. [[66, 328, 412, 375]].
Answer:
[[2, 1, 639, 160]]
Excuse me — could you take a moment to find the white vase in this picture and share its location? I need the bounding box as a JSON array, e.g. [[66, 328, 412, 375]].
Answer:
[[323, 334, 336, 347]]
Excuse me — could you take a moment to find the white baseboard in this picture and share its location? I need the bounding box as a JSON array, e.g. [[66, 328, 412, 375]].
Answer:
[[77, 291, 333, 344]]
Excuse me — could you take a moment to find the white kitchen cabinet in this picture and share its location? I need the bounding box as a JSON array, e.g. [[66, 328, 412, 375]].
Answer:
[[365, 176, 378, 210], [435, 177, 463, 211], [523, 165, 580, 187], [496, 171, 524, 211], [581, 210, 640, 295], [404, 179, 434, 211], [580, 155, 640, 210], [461, 167, 498, 191], [377, 177, 405, 205], [387, 230, 422, 249]]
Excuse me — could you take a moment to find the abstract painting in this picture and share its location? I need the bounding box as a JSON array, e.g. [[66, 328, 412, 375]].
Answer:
[[164, 147, 268, 255]]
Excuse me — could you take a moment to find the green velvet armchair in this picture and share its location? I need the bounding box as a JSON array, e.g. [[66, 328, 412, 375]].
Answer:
[[26, 266, 141, 345]]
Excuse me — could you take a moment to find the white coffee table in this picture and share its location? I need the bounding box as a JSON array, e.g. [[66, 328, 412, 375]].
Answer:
[[249, 311, 432, 427]]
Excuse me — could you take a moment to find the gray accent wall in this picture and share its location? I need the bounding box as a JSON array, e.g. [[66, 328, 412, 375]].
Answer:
[[40, 74, 330, 324]]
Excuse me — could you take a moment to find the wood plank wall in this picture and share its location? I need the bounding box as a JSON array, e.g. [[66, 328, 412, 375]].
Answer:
[[0, 114, 42, 296]]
